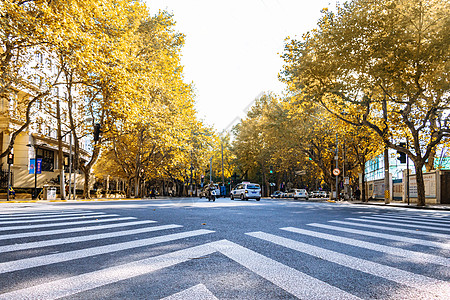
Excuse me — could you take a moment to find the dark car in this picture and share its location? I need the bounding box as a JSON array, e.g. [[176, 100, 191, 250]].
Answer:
[[270, 191, 283, 198]]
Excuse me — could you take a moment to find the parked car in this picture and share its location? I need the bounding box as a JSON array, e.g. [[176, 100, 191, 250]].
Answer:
[[231, 182, 261, 201], [310, 191, 321, 198], [270, 191, 283, 198], [286, 189, 309, 200], [319, 191, 329, 198]]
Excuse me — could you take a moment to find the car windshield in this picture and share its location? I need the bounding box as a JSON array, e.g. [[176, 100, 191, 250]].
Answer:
[[247, 184, 260, 189]]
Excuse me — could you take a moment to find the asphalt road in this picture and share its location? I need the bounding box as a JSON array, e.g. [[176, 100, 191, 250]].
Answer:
[[0, 197, 449, 299]]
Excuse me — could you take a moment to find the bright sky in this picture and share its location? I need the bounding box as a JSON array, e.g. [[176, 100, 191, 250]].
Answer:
[[146, 0, 336, 132]]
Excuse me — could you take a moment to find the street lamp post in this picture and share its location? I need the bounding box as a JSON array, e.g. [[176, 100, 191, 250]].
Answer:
[[26, 142, 47, 199]]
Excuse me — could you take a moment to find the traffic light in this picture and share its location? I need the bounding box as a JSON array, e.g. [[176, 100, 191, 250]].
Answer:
[[269, 165, 273, 174], [93, 123, 101, 141], [7, 153, 13, 165], [397, 142, 406, 164]]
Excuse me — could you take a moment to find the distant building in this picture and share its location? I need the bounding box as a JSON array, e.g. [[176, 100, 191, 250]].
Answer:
[[0, 49, 91, 195]]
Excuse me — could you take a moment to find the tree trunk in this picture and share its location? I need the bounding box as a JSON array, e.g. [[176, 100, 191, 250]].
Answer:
[[83, 171, 91, 199], [415, 163, 426, 206], [361, 167, 366, 202]]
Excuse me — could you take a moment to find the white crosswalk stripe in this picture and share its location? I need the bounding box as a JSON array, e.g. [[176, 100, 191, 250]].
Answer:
[[0, 220, 157, 241], [307, 222, 450, 249], [207, 239, 361, 300], [162, 284, 219, 300], [1, 210, 449, 299], [0, 216, 136, 231], [0, 213, 116, 225], [247, 231, 450, 298], [281, 226, 450, 267], [371, 214, 450, 224], [0, 211, 102, 221], [330, 220, 450, 239], [346, 217, 450, 233], [0, 224, 183, 253]]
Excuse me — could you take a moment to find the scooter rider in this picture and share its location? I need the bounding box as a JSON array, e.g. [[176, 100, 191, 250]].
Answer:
[[208, 182, 216, 202]]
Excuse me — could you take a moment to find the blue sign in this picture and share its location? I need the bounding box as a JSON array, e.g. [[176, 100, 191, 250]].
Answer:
[[29, 159, 35, 174], [29, 158, 42, 174], [36, 158, 42, 174]]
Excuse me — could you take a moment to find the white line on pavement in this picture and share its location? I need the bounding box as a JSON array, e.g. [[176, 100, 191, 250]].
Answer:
[[0, 213, 117, 225], [0, 224, 183, 253], [0, 243, 216, 300], [0, 211, 92, 217], [281, 227, 450, 267], [207, 239, 361, 300], [0, 229, 214, 274], [161, 284, 219, 300], [308, 223, 450, 249], [0, 217, 136, 232], [331, 220, 450, 239], [358, 216, 450, 228], [364, 215, 450, 225], [0, 219, 156, 241], [247, 232, 450, 299], [0, 212, 105, 221]]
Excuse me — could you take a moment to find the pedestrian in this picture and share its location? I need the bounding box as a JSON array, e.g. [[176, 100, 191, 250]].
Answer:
[[355, 189, 361, 201], [8, 185, 15, 200], [150, 188, 156, 199]]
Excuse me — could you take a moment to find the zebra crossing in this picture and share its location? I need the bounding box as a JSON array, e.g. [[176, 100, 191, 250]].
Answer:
[[0, 209, 449, 299]]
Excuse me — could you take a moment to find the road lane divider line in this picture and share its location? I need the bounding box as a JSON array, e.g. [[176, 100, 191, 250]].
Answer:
[[0, 216, 136, 232], [247, 231, 450, 299], [0, 243, 216, 300], [330, 220, 450, 239], [0, 213, 114, 225], [0, 224, 183, 253], [308, 223, 450, 249], [281, 227, 450, 267], [207, 239, 361, 300], [0, 219, 156, 241], [161, 284, 219, 300], [0, 229, 214, 274]]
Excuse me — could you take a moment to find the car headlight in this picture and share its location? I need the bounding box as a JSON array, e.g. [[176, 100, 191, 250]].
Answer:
[[245, 190, 248, 193]]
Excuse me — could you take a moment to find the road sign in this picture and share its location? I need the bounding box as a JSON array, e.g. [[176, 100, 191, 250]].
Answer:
[[332, 168, 341, 176]]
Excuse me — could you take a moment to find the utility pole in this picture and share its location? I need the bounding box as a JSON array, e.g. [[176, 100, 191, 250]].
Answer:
[[335, 133, 339, 200], [221, 142, 224, 184], [383, 97, 390, 204], [57, 99, 65, 200]]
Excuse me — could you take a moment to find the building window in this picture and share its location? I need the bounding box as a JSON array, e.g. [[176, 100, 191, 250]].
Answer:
[[37, 148, 54, 172]]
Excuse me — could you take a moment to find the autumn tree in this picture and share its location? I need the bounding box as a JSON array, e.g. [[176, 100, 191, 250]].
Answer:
[[281, 0, 450, 206]]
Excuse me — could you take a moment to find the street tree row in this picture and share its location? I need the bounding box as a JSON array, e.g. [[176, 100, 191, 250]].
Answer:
[[280, 0, 449, 205], [1, 0, 214, 197]]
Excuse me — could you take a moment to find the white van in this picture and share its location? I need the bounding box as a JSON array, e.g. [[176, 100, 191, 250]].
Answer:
[[230, 182, 261, 201]]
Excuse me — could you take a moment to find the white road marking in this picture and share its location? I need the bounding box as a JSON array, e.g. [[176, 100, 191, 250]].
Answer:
[[0, 211, 92, 217], [372, 214, 450, 224], [330, 220, 450, 239], [359, 216, 450, 228], [0, 216, 136, 232], [309, 223, 450, 249], [0, 224, 183, 253], [207, 239, 361, 300], [0, 213, 116, 225], [281, 227, 450, 267], [0, 229, 214, 274], [0, 220, 156, 241], [161, 284, 219, 300], [0, 243, 216, 300], [0, 212, 103, 221], [248, 232, 450, 299]]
